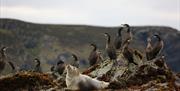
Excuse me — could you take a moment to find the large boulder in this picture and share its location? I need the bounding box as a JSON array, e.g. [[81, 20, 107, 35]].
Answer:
[[82, 52, 179, 90]]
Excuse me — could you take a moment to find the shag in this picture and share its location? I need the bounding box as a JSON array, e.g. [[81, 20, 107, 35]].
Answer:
[[0, 47, 8, 73], [72, 53, 79, 68], [34, 58, 42, 73], [104, 33, 117, 60], [122, 39, 137, 65], [122, 24, 133, 40], [151, 34, 164, 59], [88, 43, 100, 66], [56, 60, 66, 75], [114, 27, 122, 49], [146, 37, 153, 60]]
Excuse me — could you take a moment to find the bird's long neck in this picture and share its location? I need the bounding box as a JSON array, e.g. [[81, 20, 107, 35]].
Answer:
[[50, 66, 55, 72], [73, 55, 78, 61], [124, 43, 129, 49], [127, 28, 133, 40], [105, 35, 111, 49], [122, 39, 130, 51], [8, 61, 15, 70], [156, 36, 161, 41], [118, 28, 122, 36], [107, 35, 111, 44], [155, 36, 163, 47], [122, 42, 128, 52], [36, 60, 40, 67], [93, 45, 97, 51], [127, 27, 130, 33]]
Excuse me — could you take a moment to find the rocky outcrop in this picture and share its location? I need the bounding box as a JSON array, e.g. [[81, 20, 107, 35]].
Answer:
[[0, 71, 57, 91], [82, 52, 179, 90], [0, 51, 179, 90]]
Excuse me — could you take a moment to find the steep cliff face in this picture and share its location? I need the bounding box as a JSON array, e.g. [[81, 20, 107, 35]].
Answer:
[[0, 18, 180, 73]]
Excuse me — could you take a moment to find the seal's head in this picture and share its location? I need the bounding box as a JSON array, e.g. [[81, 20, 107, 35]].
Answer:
[[66, 65, 80, 77]]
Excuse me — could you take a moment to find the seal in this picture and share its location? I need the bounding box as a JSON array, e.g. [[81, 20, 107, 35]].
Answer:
[[65, 65, 109, 90]]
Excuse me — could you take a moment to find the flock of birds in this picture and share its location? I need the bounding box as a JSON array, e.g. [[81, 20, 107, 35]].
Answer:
[[0, 24, 164, 76]]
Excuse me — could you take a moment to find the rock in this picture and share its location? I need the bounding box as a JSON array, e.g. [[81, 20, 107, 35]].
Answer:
[[0, 71, 57, 91], [82, 51, 178, 90]]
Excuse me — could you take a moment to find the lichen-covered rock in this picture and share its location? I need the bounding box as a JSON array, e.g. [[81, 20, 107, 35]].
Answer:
[[82, 51, 179, 90]]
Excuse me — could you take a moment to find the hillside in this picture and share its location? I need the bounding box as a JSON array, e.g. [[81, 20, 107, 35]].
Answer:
[[0, 18, 180, 72]]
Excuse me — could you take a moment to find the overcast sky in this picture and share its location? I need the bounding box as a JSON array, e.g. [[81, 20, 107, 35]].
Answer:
[[0, 0, 180, 30]]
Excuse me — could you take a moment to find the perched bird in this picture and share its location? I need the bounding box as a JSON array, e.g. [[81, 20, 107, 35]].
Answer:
[[0, 47, 8, 73], [34, 58, 42, 73], [146, 34, 164, 60], [104, 33, 117, 60], [88, 44, 100, 66], [151, 34, 164, 59], [122, 39, 137, 65], [121, 24, 133, 41], [71, 53, 79, 68], [114, 27, 122, 49], [56, 60, 66, 75], [146, 37, 153, 60]]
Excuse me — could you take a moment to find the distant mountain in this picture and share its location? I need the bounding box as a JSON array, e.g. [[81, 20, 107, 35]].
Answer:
[[0, 18, 180, 72]]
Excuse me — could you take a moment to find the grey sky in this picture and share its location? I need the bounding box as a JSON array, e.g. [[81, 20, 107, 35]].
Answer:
[[0, 0, 180, 30]]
